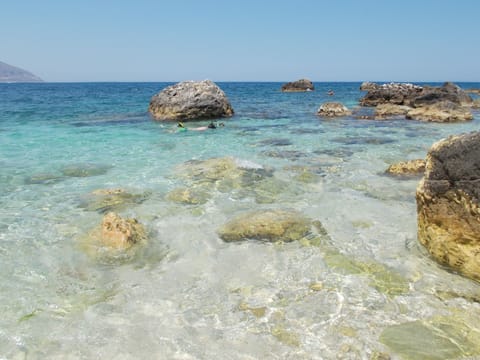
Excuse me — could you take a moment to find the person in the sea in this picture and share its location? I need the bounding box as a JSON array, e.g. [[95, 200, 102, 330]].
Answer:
[[177, 121, 223, 132]]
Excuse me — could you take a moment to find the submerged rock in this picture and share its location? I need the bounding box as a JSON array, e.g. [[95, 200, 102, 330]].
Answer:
[[385, 159, 426, 177], [218, 209, 311, 242], [148, 80, 234, 121], [316, 102, 351, 117], [281, 79, 314, 92], [380, 316, 480, 360], [166, 186, 211, 205], [80, 188, 150, 213], [24, 173, 64, 185], [416, 131, 480, 281], [61, 163, 112, 177]]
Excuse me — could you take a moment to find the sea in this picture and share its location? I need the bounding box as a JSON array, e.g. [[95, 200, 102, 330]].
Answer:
[[1, 82, 479, 359]]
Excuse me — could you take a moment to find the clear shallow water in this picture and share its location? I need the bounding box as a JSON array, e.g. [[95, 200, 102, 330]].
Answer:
[[1, 82, 480, 359]]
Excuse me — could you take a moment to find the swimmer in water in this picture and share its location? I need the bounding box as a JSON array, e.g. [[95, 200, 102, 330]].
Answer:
[[177, 121, 222, 132]]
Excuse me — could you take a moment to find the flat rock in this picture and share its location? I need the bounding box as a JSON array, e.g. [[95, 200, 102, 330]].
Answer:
[[406, 101, 473, 122], [149, 80, 234, 121], [218, 209, 311, 242], [416, 131, 480, 281]]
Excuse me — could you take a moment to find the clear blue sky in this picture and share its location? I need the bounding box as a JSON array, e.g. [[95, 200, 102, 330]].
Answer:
[[2, 0, 479, 82]]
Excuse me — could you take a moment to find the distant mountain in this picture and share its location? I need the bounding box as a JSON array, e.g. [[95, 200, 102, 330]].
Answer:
[[0, 61, 43, 82]]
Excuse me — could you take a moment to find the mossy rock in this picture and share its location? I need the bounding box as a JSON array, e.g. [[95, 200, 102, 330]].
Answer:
[[61, 163, 112, 177], [218, 209, 311, 242], [80, 188, 150, 213], [166, 186, 211, 205]]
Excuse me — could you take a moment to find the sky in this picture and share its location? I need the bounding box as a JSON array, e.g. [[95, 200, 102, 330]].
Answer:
[[1, 0, 479, 82]]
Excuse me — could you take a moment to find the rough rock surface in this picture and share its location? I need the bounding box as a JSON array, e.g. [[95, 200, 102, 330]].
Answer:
[[218, 209, 311, 242], [91, 212, 146, 250], [316, 102, 351, 117], [149, 80, 234, 121], [406, 101, 473, 122], [360, 82, 472, 107], [416, 131, 480, 281], [374, 104, 412, 119], [281, 79, 314, 92], [360, 81, 379, 91], [386, 159, 426, 176]]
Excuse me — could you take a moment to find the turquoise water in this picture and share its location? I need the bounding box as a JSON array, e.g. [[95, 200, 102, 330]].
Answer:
[[1, 82, 480, 359]]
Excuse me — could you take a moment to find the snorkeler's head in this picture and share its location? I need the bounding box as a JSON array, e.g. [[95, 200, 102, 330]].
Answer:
[[177, 122, 185, 128], [208, 121, 217, 129]]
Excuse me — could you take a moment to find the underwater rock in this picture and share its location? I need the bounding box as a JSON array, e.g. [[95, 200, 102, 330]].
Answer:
[[148, 80, 234, 121], [61, 163, 112, 177], [24, 173, 64, 185], [316, 102, 351, 117], [281, 78, 314, 92], [416, 131, 480, 281], [257, 138, 293, 146], [89, 212, 146, 250], [385, 159, 426, 177], [218, 209, 311, 242], [380, 316, 480, 360], [166, 186, 211, 205], [406, 101, 473, 122], [260, 149, 307, 161], [80, 188, 150, 213]]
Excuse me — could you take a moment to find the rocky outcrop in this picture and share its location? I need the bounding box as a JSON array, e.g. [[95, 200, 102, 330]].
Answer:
[[360, 82, 472, 107], [149, 80, 234, 121], [406, 101, 473, 122], [316, 102, 351, 117], [360, 81, 379, 91], [386, 159, 426, 176], [416, 131, 480, 281], [0, 60, 43, 82], [218, 209, 311, 242], [281, 79, 314, 92]]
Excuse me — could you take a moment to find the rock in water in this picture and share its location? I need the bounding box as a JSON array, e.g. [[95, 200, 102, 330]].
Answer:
[[386, 159, 426, 176], [281, 79, 314, 92], [416, 131, 480, 281], [93, 212, 146, 250], [406, 101, 473, 123], [217, 209, 311, 242], [148, 80, 234, 121], [316, 102, 351, 117]]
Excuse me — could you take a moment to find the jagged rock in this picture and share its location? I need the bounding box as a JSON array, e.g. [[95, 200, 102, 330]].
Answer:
[[406, 101, 473, 122], [416, 131, 480, 281], [360, 81, 379, 91], [281, 79, 314, 92], [88, 212, 146, 250], [316, 102, 351, 117], [374, 104, 412, 119], [218, 209, 311, 242], [386, 159, 426, 176], [360, 82, 472, 107], [148, 80, 234, 121]]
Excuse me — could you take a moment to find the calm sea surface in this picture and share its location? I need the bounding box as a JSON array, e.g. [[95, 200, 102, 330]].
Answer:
[[1, 82, 480, 359]]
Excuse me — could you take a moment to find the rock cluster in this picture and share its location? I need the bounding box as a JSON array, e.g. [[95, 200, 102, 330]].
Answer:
[[281, 79, 314, 92], [149, 80, 234, 121], [316, 102, 351, 117], [360, 82, 474, 122], [416, 131, 480, 281]]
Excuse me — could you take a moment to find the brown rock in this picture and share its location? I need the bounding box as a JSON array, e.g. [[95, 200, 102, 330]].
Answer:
[[317, 102, 351, 117], [386, 159, 426, 176], [96, 212, 146, 250], [281, 79, 314, 92], [218, 209, 311, 242], [406, 101, 473, 123], [374, 104, 412, 119], [416, 131, 480, 281]]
